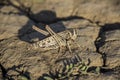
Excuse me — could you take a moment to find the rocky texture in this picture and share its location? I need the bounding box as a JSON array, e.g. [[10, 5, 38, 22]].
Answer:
[[0, 67, 3, 79], [30, 0, 120, 23], [0, 19, 103, 79], [0, 37, 49, 79], [0, 0, 120, 80], [78, 52, 103, 67], [0, 7, 34, 40], [98, 29, 120, 69], [78, 73, 119, 80], [2, 0, 119, 24]]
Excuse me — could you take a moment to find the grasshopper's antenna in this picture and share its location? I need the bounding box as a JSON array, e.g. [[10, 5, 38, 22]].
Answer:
[[32, 25, 49, 36]]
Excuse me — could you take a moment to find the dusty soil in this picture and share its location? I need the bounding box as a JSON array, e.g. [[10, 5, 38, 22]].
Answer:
[[0, 0, 120, 80]]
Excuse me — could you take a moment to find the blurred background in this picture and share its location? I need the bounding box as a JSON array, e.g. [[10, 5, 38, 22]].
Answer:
[[0, 0, 120, 23]]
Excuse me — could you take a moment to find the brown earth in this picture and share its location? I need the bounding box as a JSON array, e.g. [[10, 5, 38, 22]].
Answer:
[[0, 0, 120, 80]]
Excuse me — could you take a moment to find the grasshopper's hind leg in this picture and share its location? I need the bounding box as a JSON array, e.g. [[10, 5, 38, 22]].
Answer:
[[45, 25, 66, 53]]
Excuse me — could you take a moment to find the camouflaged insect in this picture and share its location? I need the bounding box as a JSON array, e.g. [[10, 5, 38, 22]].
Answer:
[[30, 26, 78, 52]]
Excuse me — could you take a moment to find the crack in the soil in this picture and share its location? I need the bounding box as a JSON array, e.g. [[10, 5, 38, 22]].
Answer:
[[94, 22, 120, 73], [0, 39, 6, 42], [1, 1, 120, 79], [0, 64, 7, 78]]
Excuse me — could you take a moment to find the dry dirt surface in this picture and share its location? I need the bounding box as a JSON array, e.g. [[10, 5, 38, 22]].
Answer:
[[0, 0, 120, 80]]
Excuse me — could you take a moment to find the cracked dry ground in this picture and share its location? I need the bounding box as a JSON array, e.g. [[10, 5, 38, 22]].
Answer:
[[0, 19, 120, 80], [0, 0, 120, 80]]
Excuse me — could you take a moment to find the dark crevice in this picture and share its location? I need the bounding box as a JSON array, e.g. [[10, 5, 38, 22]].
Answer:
[[6, 0, 32, 15], [0, 39, 6, 42], [0, 64, 7, 78], [100, 66, 120, 74], [95, 23, 120, 52], [102, 53, 107, 67], [100, 68, 113, 73], [94, 22, 120, 72], [0, 64, 31, 80], [0, 0, 10, 6]]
